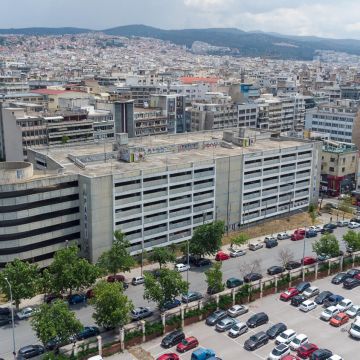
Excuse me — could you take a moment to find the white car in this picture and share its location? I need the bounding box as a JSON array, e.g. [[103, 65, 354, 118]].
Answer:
[[277, 232, 290, 240], [228, 322, 248, 338], [249, 242, 264, 251], [17, 307, 37, 320], [349, 318, 360, 339], [175, 263, 190, 272], [336, 298, 353, 312], [229, 248, 246, 257], [309, 225, 322, 232], [337, 220, 349, 227], [348, 222, 360, 229], [227, 304, 248, 317], [328, 355, 343, 360], [299, 300, 317, 312], [268, 343, 290, 360], [289, 333, 308, 350], [320, 306, 340, 321], [346, 304, 360, 318], [275, 329, 296, 345]]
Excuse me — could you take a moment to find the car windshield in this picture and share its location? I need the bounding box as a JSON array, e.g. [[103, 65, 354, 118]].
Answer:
[[272, 348, 284, 356], [333, 315, 342, 321], [352, 324, 360, 332], [349, 306, 357, 312], [339, 301, 347, 307], [181, 339, 189, 345], [249, 335, 257, 341], [279, 333, 288, 339], [293, 337, 302, 344], [324, 309, 332, 315]]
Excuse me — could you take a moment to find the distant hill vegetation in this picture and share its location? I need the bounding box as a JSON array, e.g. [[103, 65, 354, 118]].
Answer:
[[2, 24, 360, 60]]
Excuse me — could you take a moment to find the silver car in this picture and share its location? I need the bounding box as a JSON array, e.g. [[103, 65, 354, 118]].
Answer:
[[302, 286, 320, 299], [228, 322, 248, 338], [227, 304, 249, 318], [346, 305, 360, 318], [215, 317, 237, 332], [229, 248, 246, 257]]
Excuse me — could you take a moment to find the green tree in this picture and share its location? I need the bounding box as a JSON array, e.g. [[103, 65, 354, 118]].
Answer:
[[312, 234, 340, 257], [343, 230, 360, 252], [31, 300, 82, 350], [38, 269, 56, 297], [143, 269, 188, 310], [48, 245, 100, 295], [230, 233, 249, 249], [205, 262, 224, 294], [338, 196, 353, 214], [0, 259, 39, 309], [308, 203, 317, 225], [189, 220, 225, 258], [91, 281, 133, 330], [97, 230, 135, 276], [147, 246, 176, 269], [61, 135, 70, 144]]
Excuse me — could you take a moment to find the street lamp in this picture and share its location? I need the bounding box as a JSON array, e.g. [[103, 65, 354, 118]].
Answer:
[[4, 277, 16, 359], [186, 238, 190, 286]]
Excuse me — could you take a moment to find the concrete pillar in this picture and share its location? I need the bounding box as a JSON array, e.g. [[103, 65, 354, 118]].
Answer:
[[315, 263, 318, 280], [119, 329, 124, 351], [72, 342, 78, 357], [302, 267, 305, 281], [199, 301, 203, 320], [141, 320, 146, 342], [328, 261, 331, 276], [260, 280, 263, 298], [288, 271, 292, 287], [161, 313, 166, 334], [232, 288, 236, 305], [97, 335, 102, 355], [180, 306, 185, 328], [340, 256, 344, 271], [215, 294, 220, 310], [353, 253, 355, 267], [274, 276, 278, 293]]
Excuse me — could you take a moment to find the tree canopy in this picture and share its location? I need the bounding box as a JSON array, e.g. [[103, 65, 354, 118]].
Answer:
[[343, 230, 360, 252], [230, 233, 249, 249], [147, 246, 176, 269], [205, 262, 224, 294], [312, 234, 340, 257]]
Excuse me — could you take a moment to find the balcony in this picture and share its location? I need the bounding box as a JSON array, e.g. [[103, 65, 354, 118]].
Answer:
[[244, 172, 262, 180], [169, 230, 191, 241], [296, 172, 311, 179], [279, 185, 294, 193], [143, 189, 168, 200], [143, 202, 167, 212], [144, 213, 168, 224], [295, 191, 309, 198], [169, 185, 192, 195], [120, 219, 142, 230], [243, 213, 259, 221], [280, 175, 295, 183], [297, 162, 311, 169], [263, 158, 280, 166], [281, 155, 297, 163], [169, 220, 191, 230], [296, 181, 310, 189], [170, 174, 193, 184], [262, 168, 279, 177], [125, 232, 141, 241], [143, 178, 168, 188], [263, 179, 278, 187], [281, 165, 296, 172], [262, 188, 278, 197], [298, 153, 312, 160], [194, 170, 215, 178], [115, 182, 141, 193], [244, 182, 261, 191], [115, 196, 141, 206], [245, 161, 262, 169], [144, 225, 168, 237], [193, 203, 213, 213], [193, 192, 214, 202], [116, 207, 141, 218], [262, 198, 278, 206], [243, 202, 260, 211], [170, 208, 191, 218], [193, 181, 214, 190], [170, 197, 192, 207], [243, 192, 261, 201]]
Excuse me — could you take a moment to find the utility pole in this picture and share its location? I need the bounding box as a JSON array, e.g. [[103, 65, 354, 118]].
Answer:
[[5, 277, 16, 360]]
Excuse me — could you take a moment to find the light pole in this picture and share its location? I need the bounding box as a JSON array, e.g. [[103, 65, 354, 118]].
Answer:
[[186, 238, 190, 286], [5, 277, 16, 359]]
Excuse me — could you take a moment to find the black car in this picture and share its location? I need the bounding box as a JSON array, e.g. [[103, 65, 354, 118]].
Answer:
[[347, 268, 360, 277], [18, 345, 45, 359], [323, 294, 344, 308], [266, 322, 287, 339], [244, 331, 269, 351], [267, 266, 285, 276], [76, 326, 100, 340], [0, 316, 12, 326], [265, 239, 278, 248], [161, 299, 181, 311], [193, 258, 212, 267], [243, 272, 262, 283], [0, 307, 10, 316], [321, 223, 337, 233], [207, 286, 223, 295], [206, 310, 227, 326], [314, 291, 333, 305], [343, 277, 360, 289], [176, 255, 196, 265], [310, 348, 333, 360], [285, 261, 301, 270], [291, 294, 306, 307], [161, 330, 185, 348], [350, 217, 360, 224], [296, 281, 311, 293], [331, 272, 351, 284], [246, 312, 269, 328]]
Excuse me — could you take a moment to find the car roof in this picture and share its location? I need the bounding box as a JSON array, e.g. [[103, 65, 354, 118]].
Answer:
[[296, 333, 307, 339], [326, 306, 337, 311], [283, 329, 295, 334], [303, 300, 314, 305]]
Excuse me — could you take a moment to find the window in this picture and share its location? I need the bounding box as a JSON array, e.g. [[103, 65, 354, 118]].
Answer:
[[342, 167, 345, 172], [329, 167, 335, 172]]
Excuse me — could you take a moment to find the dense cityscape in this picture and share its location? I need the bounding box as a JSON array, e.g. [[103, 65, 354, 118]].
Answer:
[[1, 2, 360, 360]]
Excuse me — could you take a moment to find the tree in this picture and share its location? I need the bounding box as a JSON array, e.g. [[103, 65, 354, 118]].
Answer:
[[343, 230, 360, 252], [338, 196, 353, 214], [277, 249, 294, 268], [143, 269, 188, 310], [238, 259, 261, 278], [48, 245, 100, 295], [189, 220, 225, 258], [230, 233, 249, 249], [312, 234, 340, 257], [308, 203, 317, 225], [147, 246, 176, 269], [91, 281, 133, 330], [97, 230, 135, 276], [31, 300, 82, 351], [0, 259, 39, 309], [205, 262, 224, 294]]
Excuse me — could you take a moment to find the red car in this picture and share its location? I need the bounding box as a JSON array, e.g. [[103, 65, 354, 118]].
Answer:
[[215, 251, 230, 261], [291, 233, 305, 241], [354, 273, 360, 281], [329, 312, 349, 327], [295, 229, 306, 235], [86, 289, 94, 299], [157, 354, 179, 360], [107, 274, 125, 282], [302, 256, 317, 265], [283, 356, 301, 360], [280, 287, 299, 301], [176, 336, 199, 353], [297, 343, 319, 359]]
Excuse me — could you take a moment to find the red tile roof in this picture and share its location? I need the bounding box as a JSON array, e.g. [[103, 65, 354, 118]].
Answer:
[[180, 77, 218, 84]]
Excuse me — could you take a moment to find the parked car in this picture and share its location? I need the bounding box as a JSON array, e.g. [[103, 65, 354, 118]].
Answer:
[[161, 330, 185, 348], [302, 257, 317, 265], [346, 304, 360, 318], [68, 294, 86, 305], [328, 355, 343, 360], [229, 248, 246, 257], [350, 217, 360, 223], [329, 312, 349, 327], [290, 334, 308, 351], [0, 307, 10, 316], [157, 354, 179, 360], [310, 349, 332, 360], [228, 322, 248, 338], [299, 300, 317, 312], [207, 286, 223, 295], [336, 298, 353, 311], [227, 304, 248, 318], [337, 220, 349, 227], [265, 238, 278, 248], [176, 336, 199, 353], [175, 263, 190, 272], [246, 312, 269, 328], [266, 323, 287, 339], [277, 232, 290, 240], [291, 295, 307, 307], [297, 343, 319, 359], [291, 233, 305, 241], [296, 281, 311, 293], [17, 307, 37, 320], [76, 326, 100, 340], [182, 292, 203, 303], [0, 316, 12, 326], [206, 310, 227, 326], [243, 272, 262, 283], [190, 348, 215, 360], [323, 294, 344, 308], [305, 229, 317, 238], [268, 344, 290, 360], [107, 274, 125, 283], [215, 251, 230, 261], [322, 223, 337, 232], [285, 261, 301, 270], [331, 272, 351, 284], [315, 291, 333, 305], [348, 221, 360, 229], [309, 225, 322, 233], [193, 258, 212, 267], [249, 242, 264, 251], [317, 254, 331, 262], [275, 329, 297, 345], [131, 276, 145, 285], [302, 286, 320, 299], [131, 307, 153, 321], [226, 277, 243, 288], [349, 318, 360, 339], [162, 299, 181, 311], [44, 293, 63, 304], [320, 306, 340, 321], [18, 345, 45, 359], [347, 268, 360, 277], [215, 317, 237, 332], [267, 266, 285, 275], [280, 288, 299, 301], [244, 331, 269, 351], [343, 277, 360, 289]]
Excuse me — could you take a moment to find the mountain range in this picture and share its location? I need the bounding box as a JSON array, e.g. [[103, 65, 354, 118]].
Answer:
[[2, 24, 360, 60]]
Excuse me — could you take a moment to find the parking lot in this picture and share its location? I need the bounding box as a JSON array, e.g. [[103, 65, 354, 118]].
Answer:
[[143, 276, 360, 359]]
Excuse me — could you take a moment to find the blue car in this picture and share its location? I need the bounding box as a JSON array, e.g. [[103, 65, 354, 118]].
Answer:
[[68, 294, 86, 305], [305, 229, 317, 238], [162, 299, 181, 311], [76, 326, 100, 340]]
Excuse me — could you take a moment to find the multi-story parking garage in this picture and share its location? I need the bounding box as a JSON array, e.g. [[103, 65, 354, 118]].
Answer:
[[0, 128, 322, 267]]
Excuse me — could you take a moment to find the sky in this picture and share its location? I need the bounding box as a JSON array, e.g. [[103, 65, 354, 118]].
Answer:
[[2, 0, 360, 39]]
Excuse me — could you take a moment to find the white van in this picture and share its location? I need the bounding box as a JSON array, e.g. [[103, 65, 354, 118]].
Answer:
[[131, 276, 145, 285], [349, 318, 360, 339]]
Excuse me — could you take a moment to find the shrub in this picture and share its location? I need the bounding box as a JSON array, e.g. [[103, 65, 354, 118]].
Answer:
[[184, 308, 202, 318], [124, 329, 142, 341], [145, 321, 164, 336], [165, 315, 181, 326], [218, 294, 232, 309]]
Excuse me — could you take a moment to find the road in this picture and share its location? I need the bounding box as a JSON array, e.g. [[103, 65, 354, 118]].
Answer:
[[0, 222, 358, 359]]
